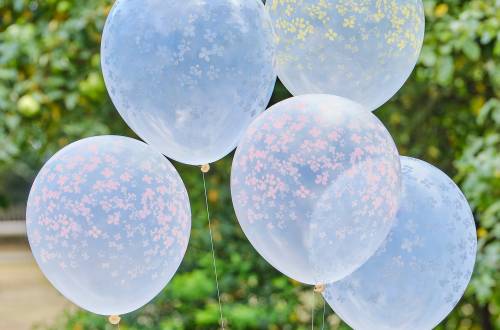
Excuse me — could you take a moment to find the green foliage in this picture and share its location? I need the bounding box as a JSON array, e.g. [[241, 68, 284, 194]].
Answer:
[[1, 0, 499, 329]]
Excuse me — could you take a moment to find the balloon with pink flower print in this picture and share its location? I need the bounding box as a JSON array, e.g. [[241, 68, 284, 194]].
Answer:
[[26, 136, 191, 316], [231, 94, 402, 285]]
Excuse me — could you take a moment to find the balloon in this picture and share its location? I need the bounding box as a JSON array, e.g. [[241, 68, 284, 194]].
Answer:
[[231, 94, 401, 284], [101, 0, 276, 165], [324, 157, 477, 330], [26, 136, 191, 315], [266, 0, 425, 111]]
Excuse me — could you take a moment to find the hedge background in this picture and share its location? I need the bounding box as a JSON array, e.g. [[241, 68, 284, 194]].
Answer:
[[0, 0, 498, 329]]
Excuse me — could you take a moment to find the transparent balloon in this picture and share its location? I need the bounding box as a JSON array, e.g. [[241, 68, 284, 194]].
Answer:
[[266, 0, 425, 111], [26, 136, 191, 315], [101, 0, 276, 165], [324, 157, 477, 330], [231, 94, 401, 285]]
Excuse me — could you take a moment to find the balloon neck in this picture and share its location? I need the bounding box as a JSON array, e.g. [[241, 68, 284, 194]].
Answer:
[[314, 284, 325, 294], [109, 315, 121, 325], [201, 164, 211, 173]]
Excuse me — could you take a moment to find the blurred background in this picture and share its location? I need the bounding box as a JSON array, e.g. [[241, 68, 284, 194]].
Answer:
[[0, 0, 498, 329]]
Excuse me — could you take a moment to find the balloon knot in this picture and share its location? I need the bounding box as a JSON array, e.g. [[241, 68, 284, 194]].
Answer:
[[201, 164, 211, 173], [109, 315, 121, 325], [314, 284, 325, 294]]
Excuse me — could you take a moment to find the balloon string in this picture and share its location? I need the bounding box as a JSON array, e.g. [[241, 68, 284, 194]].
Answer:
[[321, 296, 326, 330], [311, 287, 315, 330], [202, 171, 225, 330]]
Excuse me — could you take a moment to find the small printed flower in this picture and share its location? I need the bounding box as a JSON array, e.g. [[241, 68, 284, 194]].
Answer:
[[309, 127, 321, 137], [120, 172, 132, 182], [143, 175, 153, 184], [107, 212, 120, 225], [102, 168, 113, 178], [88, 226, 102, 239], [199, 47, 211, 62], [325, 28, 338, 41], [183, 25, 195, 37], [204, 29, 216, 42], [296, 186, 311, 198], [343, 16, 356, 28]]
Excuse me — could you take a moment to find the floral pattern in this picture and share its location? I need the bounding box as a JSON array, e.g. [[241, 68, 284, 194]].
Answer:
[[231, 94, 401, 285], [101, 0, 276, 165], [26, 136, 191, 315], [266, 0, 425, 110], [324, 157, 477, 330]]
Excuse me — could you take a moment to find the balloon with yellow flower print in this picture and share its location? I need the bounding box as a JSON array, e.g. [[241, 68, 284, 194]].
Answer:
[[265, 0, 425, 111]]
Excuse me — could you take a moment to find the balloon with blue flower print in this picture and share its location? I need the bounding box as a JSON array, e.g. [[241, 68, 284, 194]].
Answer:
[[266, 0, 425, 111], [231, 94, 402, 285], [26, 136, 191, 316], [324, 157, 477, 330], [101, 0, 276, 165]]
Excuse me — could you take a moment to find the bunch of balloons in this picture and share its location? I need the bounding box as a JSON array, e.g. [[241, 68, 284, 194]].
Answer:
[[26, 0, 477, 328]]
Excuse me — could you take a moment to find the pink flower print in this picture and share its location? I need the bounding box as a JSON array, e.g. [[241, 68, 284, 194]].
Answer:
[[87, 144, 98, 153], [31, 230, 42, 245], [157, 185, 168, 195], [255, 160, 264, 172], [309, 127, 321, 138], [40, 249, 56, 263], [88, 226, 102, 238], [107, 212, 120, 225], [46, 172, 56, 182], [143, 188, 155, 199], [350, 148, 364, 163], [351, 134, 362, 144], [143, 175, 153, 184], [73, 174, 84, 187], [328, 131, 340, 141], [104, 155, 118, 166], [366, 171, 380, 185], [313, 139, 327, 150], [57, 175, 68, 186], [267, 222, 275, 230], [291, 122, 304, 132], [307, 159, 321, 172], [101, 168, 114, 178], [141, 161, 153, 171], [315, 172, 329, 185], [273, 117, 288, 129], [120, 172, 132, 182], [104, 179, 119, 190], [372, 196, 384, 210], [158, 213, 172, 225], [265, 134, 276, 145], [296, 186, 311, 199], [168, 203, 178, 215], [100, 199, 112, 212], [55, 164, 64, 172]]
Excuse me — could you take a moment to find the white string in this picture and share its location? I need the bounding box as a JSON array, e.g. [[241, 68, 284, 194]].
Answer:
[[202, 171, 225, 330], [311, 287, 315, 330], [321, 297, 326, 330]]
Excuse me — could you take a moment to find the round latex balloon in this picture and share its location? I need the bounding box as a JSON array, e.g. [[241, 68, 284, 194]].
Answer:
[[101, 0, 276, 165], [266, 0, 425, 111], [231, 94, 401, 285], [26, 136, 191, 315], [324, 157, 477, 330]]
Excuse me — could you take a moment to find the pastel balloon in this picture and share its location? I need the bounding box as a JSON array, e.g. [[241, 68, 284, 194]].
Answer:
[[266, 0, 425, 111], [231, 94, 401, 285], [26, 136, 191, 315], [324, 157, 477, 330], [101, 0, 276, 165]]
